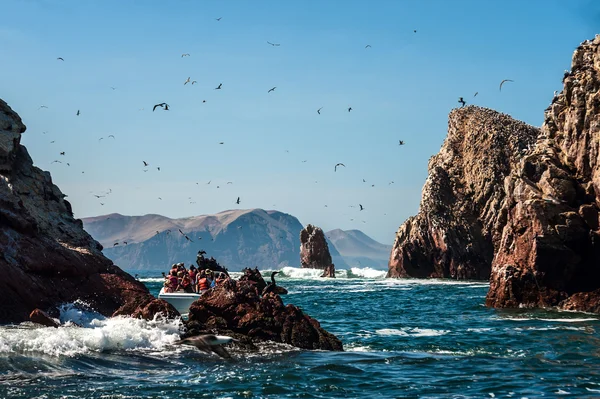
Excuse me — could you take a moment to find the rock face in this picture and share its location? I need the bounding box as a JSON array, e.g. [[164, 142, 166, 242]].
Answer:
[[300, 224, 335, 271], [186, 274, 342, 351], [388, 107, 540, 279], [321, 264, 336, 278], [0, 99, 171, 323], [486, 36, 600, 311]]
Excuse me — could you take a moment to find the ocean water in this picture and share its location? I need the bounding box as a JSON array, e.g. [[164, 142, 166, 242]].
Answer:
[[1, 267, 600, 398]]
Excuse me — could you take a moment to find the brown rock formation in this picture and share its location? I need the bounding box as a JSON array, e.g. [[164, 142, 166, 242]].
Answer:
[[486, 36, 600, 311], [388, 107, 540, 279], [0, 99, 171, 323], [300, 224, 335, 271], [186, 277, 342, 351]]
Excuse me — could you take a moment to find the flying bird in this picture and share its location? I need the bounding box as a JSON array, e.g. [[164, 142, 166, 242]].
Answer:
[[499, 79, 514, 91], [236, 197, 240, 205], [173, 334, 235, 359], [267, 41, 280, 46], [317, 107, 323, 114], [334, 163, 345, 172], [215, 83, 222, 90], [153, 103, 169, 111], [99, 137, 104, 141], [143, 161, 148, 167], [399, 140, 405, 146], [57, 57, 64, 61], [458, 97, 466, 107], [215, 17, 222, 21], [158, 197, 162, 200], [359, 204, 364, 211], [184, 77, 191, 85], [94, 195, 105, 198], [51, 160, 62, 164], [268, 87, 276, 93], [365, 45, 371, 48], [108, 135, 115, 139], [113, 243, 119, 246], [38, 105, 48, 110], [76, 110, 80, 116], [474, 92, 478, 97], [348, 107, 352, 112], [124, 241, 128, 245], [157, 167, 161, 171], [191, 81, 197, 85], [60, 152, 65, 155], [181, 53, 190, 57]]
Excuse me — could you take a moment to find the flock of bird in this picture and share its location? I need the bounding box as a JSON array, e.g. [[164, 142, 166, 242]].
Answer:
[[41, 17, 515, 238]]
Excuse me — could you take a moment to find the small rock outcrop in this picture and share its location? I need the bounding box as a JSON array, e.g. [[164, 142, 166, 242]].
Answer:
[[388, 107, 540, 279], [486, 36, 600, 311], [29, 308, 59, 328], [0, 99, 170, 323], [300, 224, 335, 273], [186, 277, 342, 351], [321, 264, 336, 278]]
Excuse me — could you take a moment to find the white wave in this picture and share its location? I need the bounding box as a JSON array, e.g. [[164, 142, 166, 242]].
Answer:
[[137, 277, 165, 283], [272, 266, 388, 279], [467, 328, 493, 333], [0, 306, 181, 357], [376, 328, 449, 337], [345, 345, 372, 352], [587, 388, 600, 393], [346, 267, 388, 279], [376, 329, 409, 336]]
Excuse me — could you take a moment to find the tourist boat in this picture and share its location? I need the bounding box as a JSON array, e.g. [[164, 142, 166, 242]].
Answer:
[[158, 288, 201, 316]]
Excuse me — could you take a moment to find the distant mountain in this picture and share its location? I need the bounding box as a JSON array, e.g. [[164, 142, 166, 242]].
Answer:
[[325, 229, 392, 270], [81, 209, 386, 271]]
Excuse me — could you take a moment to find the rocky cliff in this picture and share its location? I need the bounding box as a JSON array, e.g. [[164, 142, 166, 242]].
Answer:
[[487, 36, 600, 311], [0, 99, 168, 323], [388, 107, 540, 279], [300, 224, 335, 272]]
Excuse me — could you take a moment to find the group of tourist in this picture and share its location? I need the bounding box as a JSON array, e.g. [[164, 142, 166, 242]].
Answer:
[[162, 262, 229, 294]]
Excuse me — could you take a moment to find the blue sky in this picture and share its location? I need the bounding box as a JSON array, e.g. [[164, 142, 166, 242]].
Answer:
[[1, 0, 598, 244]]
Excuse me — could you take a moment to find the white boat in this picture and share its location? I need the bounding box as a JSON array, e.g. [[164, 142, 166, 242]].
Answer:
[[158, 287, 201, 316]]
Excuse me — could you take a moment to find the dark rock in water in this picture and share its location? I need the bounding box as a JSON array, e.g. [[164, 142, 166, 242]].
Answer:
[[321, 263, 336, 278], [186, 277, 342, 350], [300, 224, 334, 270], [239, 267, 267, 293], [0, 99, 160, 323], [486, 36, 600, 311], [29, 308, 59, 327], [113, 296, 179, 320], [196, 251, 229, 275], [388, 106, 540, 280]]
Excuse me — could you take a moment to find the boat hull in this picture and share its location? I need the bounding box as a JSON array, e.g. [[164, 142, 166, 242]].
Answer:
[[158, 288, 201, 315]]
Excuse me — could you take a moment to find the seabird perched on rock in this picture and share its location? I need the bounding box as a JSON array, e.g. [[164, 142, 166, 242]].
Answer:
[[262, 271, 288, 295], [174, 334, 236, 359], [458, 97, 466, 107]]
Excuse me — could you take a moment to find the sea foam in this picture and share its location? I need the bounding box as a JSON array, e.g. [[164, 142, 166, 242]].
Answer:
[[0, 303, 182, 357]]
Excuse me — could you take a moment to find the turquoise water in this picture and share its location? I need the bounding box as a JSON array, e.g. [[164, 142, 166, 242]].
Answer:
[[1, 267, 600, 398]]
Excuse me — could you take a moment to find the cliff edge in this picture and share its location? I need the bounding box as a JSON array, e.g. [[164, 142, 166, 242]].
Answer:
[[0, 99, 169, 323], [487, 36, 600, 311], [388, 106, 540, 279]]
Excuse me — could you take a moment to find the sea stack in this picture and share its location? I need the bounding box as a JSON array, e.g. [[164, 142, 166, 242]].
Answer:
[[387, 106, 539, 280], [0, 99, 175, 323], [300, 224, 336, 277], [486, 36, 600, 312], [388, 36, 600, 313]]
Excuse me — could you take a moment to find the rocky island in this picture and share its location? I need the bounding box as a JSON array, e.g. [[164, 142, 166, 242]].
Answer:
[[300, 224, 336, 277], [389, 36, 600, 313]]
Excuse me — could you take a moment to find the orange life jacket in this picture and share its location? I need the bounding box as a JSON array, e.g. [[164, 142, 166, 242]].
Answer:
[[198, 277, 209, 291]]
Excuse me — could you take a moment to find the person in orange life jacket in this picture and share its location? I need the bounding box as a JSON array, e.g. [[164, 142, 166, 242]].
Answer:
[[197, 271, 210, 293], [180, 274, 193, 293]]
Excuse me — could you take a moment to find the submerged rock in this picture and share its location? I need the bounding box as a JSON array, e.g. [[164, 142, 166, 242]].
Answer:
[[300, 224, 336, 272], [321, 263, 336, 278], [186, 277, 342, 350], [0, 99, 164, 323], [388, 106, 539, 279], [29, 308, 59, 328], [486, 36, 600, 311]]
